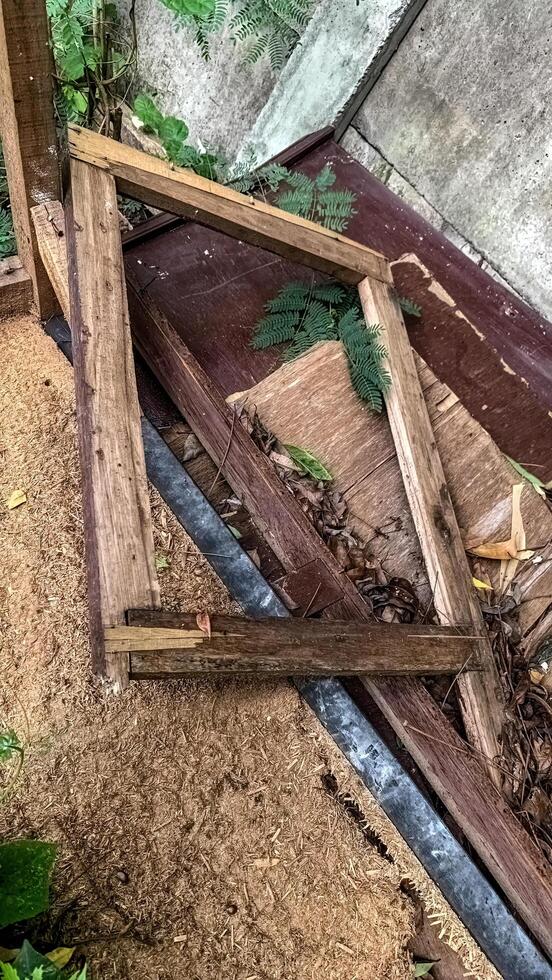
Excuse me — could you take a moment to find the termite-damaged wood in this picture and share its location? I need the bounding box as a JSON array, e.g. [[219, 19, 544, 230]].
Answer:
[[67, 125, 391, 287], [109, 610, 482, 677], [0, 0, 59, 315], [358, 276, 504, 784], [31, 202, 69, 319], [127, 279, 552, 957], [66, 160, 160, 688]]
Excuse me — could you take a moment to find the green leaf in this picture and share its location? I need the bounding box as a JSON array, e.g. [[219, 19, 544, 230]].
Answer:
[[0, 729, 21, 763], [159, 116, 190, 161], [413, 963, 436, 977], [45, 948, 75, 970], [0, 841, 57, 928], [13, 940, 59, 979], [133, 94, 163, 135], [0, 964, 19, 980], [505, 456, 547, 497], [283, 445, 333, 482], [398, 296, 422, 318], [314, 164, 336, 190], [161, 0, 216, 16]]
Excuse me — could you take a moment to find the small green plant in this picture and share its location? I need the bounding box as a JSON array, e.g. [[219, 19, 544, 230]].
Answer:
[[252, 280, 421, 411], [0, 142, 15, 260], [133, 94, 220, 178], [252, 280, 390, 411], [234, 162, 357, 232], [47, 0, 135, 134], [0, 941, 86, 979], [161, 0, 316, 70]]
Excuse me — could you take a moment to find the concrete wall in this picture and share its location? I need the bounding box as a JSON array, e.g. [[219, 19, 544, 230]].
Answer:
[[350, 0, 552, 319], [117, 0, 278, 160]]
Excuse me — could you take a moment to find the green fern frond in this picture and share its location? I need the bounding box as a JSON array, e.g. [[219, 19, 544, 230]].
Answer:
[[267, 30, 288, 69], [265, 281, 310, 312], [315, 164, 336, 191], [398, 296, 422, 318], [251, 311, 301, 347], [252, 279, 391, 410], [243, 31, 270, 63], [285, 170, 314, 194], [276, 186, 314, 217]]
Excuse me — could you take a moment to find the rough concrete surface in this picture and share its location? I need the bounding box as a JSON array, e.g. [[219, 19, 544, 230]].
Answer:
[[341, 126, 519, 296], [117, 0, 278, 160], [235, 0, 424, 163], [354, 0, 552, 318]]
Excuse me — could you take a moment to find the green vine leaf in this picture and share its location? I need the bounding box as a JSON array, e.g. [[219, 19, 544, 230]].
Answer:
[[284, 445, 333, 482], [0, 729, 21, 763], [133, 93, 164, 134]]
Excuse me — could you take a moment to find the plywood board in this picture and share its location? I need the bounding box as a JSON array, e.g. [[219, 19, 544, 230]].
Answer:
[[229, 341, 552, 636]]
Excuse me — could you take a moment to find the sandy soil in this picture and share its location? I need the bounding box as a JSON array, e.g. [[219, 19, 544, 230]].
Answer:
[[0, 315, 497, 979]]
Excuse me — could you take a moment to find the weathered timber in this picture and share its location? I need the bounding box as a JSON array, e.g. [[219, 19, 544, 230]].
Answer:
[[358, 276, 504, 783], [0, 257, 32, 318], [67, 125, 390, 286], [66, 160, 160, 688], [127, 279, 552, 956], [0, 0, 59, 315], [108, 610, 482, 677], [31, 202, 69, 319]]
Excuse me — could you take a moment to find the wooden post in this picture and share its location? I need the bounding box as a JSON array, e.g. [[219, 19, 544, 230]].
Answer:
[[66, 159, 160, 688], [0, 0, 60, 316], [358, 276, 504, 782]]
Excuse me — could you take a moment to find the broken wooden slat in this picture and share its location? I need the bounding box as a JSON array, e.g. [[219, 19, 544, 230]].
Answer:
[[107, 610, 482, 677], [0, 0, 59, 315], [358, 276, 504, 781], [31, 202, 69, 319], [66, 160, 160, 688], [0, 257, 33, 318], [67, 125, 391, 287]]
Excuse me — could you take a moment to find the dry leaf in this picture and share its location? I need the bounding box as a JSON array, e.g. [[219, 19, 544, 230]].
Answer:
[[196, 611, 211, 639], [5, 489, 26, 510], [525, 787, 552, 825], [46, 947, 76, 969]]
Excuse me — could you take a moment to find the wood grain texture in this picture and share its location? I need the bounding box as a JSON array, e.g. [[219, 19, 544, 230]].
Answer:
[[109, 610, 482, 676], [232, 341, 552, 638], [0, 0, 59, 315], [358, 276, 504, 780], [0, 257, 32, 318], [31, 201, 69, 319], [66, 159, 160, 688], [129, 282, 552, 955], [68, 125, 391, 286]]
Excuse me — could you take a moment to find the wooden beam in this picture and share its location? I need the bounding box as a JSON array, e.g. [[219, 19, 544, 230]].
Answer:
[[0, 0, 59, 316], [66, 160, 160, 689], [67, 125, 390, 287], [358, 277, 504, 782], [106, 610, 482, 677], [0, 256, 32, 318], [31, 201, 69, 319], [126, 279, 552, 956]]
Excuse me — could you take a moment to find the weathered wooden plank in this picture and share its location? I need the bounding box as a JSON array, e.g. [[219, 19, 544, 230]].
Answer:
[[0, 0, 59, 315], [107, 610, 481, 676], [31, 201, 69, 319], [127, 280, 552, 954], [0, 256, 32, 318], [358, 276, 504, 782], [67, 125, 391, 286], [66, 160, 160, 688]]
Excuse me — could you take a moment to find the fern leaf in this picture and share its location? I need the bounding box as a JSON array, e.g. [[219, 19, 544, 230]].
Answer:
[[251, 311, 301, 347], [399, 296, 422, 318], [277, 186, 314, 218], [265, 281, 310, 312], [283, 330, 316, 362], [243, 32, 270, 63], [312, 282, 346, 305], [314, 164, 336, 191], [285, 170, 314, 194], [267, 30, 287, 70]]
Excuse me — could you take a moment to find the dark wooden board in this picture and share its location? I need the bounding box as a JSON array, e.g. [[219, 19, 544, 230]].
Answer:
[[120, 608, 480, 677]]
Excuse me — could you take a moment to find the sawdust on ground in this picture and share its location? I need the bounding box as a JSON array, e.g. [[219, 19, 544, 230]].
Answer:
[[0, 315, 498, 980]]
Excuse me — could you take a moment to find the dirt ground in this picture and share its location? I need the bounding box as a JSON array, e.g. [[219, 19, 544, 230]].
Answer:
[[0, 315, 497, 979]]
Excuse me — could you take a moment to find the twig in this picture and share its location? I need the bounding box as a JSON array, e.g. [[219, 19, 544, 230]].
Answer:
[[209, 410, 236, 497], [302, 582, 322, 618], [441, 652, 475, 708]]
